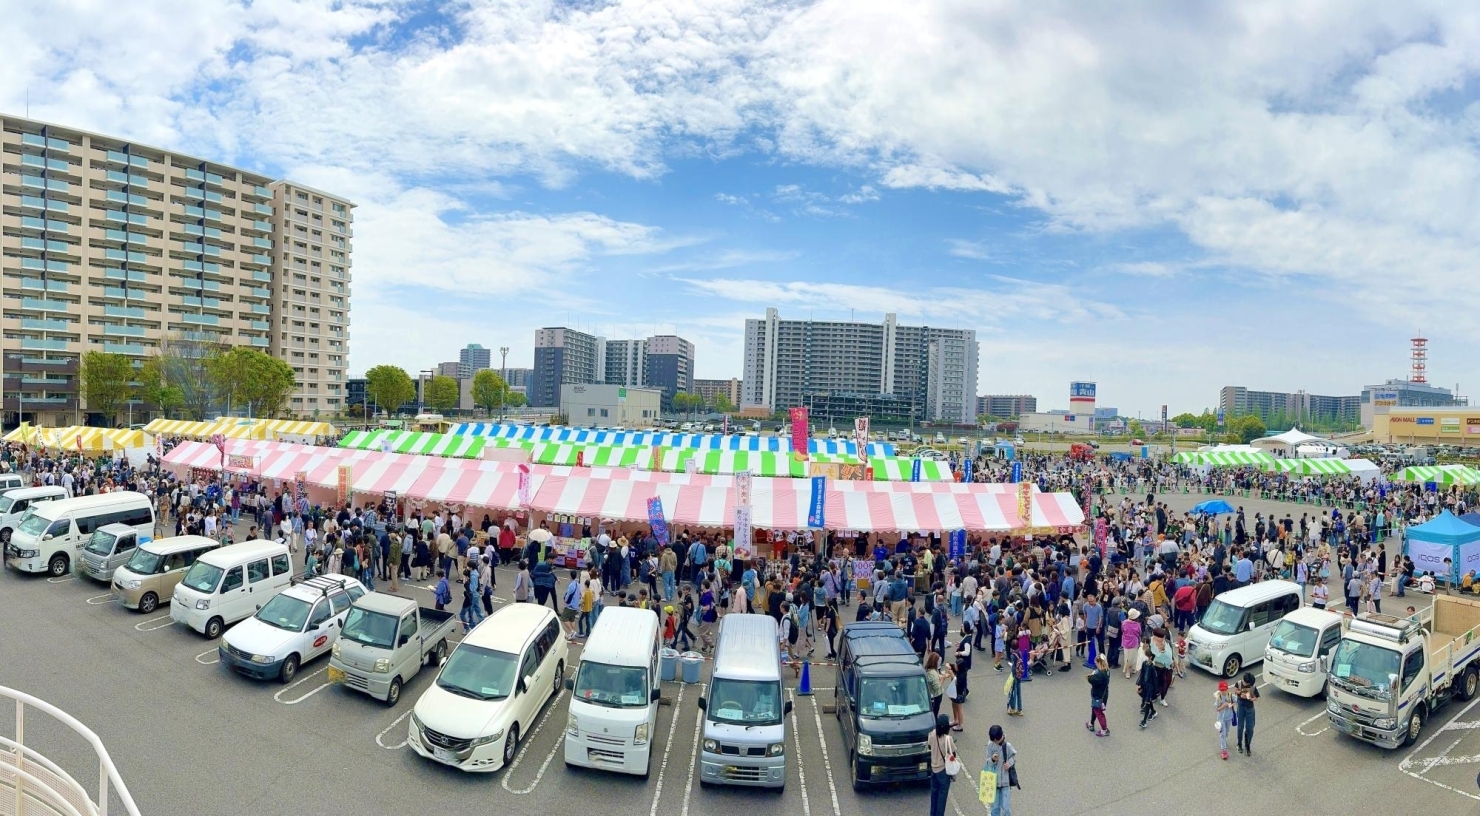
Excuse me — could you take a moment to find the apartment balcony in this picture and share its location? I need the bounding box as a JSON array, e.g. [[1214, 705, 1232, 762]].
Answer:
[[103, 269, 150, 283], [105, 190, 150, 207], [103, 304, 145, 318], [176, 278, 222, 292], [102, 342, 147, 355], [21, 318, 71, 332], [20, 297, 71, 313], [20, 338, 70, 351], [181, 314, 219, 326], [105, 149, 151, 168]]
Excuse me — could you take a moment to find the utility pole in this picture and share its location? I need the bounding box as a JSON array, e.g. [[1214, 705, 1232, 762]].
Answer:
[[499, 346, 509, 421]]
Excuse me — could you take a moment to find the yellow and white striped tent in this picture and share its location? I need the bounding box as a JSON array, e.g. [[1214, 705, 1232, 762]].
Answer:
[[143, 417, 335, 442], [3, 425, 153, 451]]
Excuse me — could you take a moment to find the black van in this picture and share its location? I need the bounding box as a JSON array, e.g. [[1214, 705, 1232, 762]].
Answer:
[[833, 621, 934, 790]]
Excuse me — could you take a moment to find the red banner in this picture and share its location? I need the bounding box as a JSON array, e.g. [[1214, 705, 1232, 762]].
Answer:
[[789, 406, 809, 461]]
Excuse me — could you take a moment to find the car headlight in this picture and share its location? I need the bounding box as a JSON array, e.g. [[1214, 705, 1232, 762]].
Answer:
[[1327, 700, 1340, 714], [373, 658, 390, 673], [768, 742, 785, 756], [410, 711, 424, 732], [634, 722, 650, 745], [195, 599, 211, 610], [332, 642, 341, 658], [121, 579, 141, 590], [18, 549, 37, 558], [470, 729, 504, 747], [1372, 717, 1396, 729], [1297, 661, 1317, 673], [858, 734, 873, 756], [250, 653, 273, 665], [567, 713, 580, 736], [702, 739, 718, 753]]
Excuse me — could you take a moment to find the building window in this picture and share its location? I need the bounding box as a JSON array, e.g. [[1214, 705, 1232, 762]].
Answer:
[[600, 408, 609, 417], [587, 408, 595, 417]]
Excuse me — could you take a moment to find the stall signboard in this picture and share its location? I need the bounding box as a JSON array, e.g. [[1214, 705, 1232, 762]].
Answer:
[[517, 463, 532, 507], [838, 463, 866, 481], [790, 407, 810, 460], [226, 454, 257, 471], [336, 464, 353, 508], [294, 470, 307, 504], [948, 530, 966, 560], [1017, 482, 1032, 528], [852, 558, 873, 590], [807, 476, 827, 529], [853, 417, 869, 463], [734, 471, 753, 560], [647, 497, 671, 547], [911, 458, 922, 483], [963, 457, 974, 484], [1011, 461, 1022, 483]]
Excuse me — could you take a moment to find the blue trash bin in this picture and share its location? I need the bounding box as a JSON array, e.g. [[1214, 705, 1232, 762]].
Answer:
[[680, 651, 704, 684], [660, 648, 680, 682]]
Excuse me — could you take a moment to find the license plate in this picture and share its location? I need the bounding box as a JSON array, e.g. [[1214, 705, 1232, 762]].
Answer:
[[723, 765, 739, 775], [327, 667, 346, 684], [433, 747, 456, 763], [1286, 679, 1299, 688]]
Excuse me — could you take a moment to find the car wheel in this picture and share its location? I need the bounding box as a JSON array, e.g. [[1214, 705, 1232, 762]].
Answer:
[[1222, 654, 1242, 679], [640, 750, 652, 781], [1462, 667, 1479, 701], [849, 752, 863, 792], [386, 676, 402, 708], [1, 528, 10, 544], [503, 723, 520, 767], [205, 617, 224, 640], [553, 661, 565, 699], [138, 592, 158, 614], [1403, 707, 1425, 747], [48, 554, 68, 577], [428, 639, 448, 667], [280, 654, 300, 685]]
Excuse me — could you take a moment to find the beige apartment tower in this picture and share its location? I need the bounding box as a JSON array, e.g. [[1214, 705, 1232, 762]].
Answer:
[[0, 116, 352, 425]]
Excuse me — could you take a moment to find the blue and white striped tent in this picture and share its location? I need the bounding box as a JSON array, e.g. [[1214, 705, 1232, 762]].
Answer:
[[450, 423, 895, 457]]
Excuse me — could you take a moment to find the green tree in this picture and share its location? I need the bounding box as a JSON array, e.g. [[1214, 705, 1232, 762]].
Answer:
[[425, 375, 460, 413], [364, 365, 416, 417], [135, 357, 183, 418], [471, 370, 510, 416], [151, 333, 226, 420], [1231, 414, 1267, 443], [711, 392, 735, 414], [507, 390, 527, 408], [206, 347, 297, 418], [672, 392, 703, 418], [1127, 419, 1145, 439], [1171, 412, 1200, 429], [79, 351, 134, 424]]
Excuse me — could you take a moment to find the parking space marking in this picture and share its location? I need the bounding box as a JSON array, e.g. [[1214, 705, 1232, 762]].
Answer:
[[788, 690, 812, 816], [648, 684, 687, 816], [1414, 738, 1467, 774], [134, 614, 174, 632], [501, 690, 568, 795], [808, 696, 841, 816], [1296, 710, 1328, 737], [46, 575, 75, 583], [274, 668, 329, 705], [85, 593, 115, 605], [376, 709, 414, 750], [1399, 695, 1480, 801], [679, 690, 705, 816], [1442, 720, 1480, 732], [194, 648, 219, 665]]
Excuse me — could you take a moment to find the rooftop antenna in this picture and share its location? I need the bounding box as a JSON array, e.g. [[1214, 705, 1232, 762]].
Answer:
[[1410, 335, 1428, 384]]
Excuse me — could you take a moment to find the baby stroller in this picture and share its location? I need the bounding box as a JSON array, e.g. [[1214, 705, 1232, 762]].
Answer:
[[1029, 642, 1057, 676]]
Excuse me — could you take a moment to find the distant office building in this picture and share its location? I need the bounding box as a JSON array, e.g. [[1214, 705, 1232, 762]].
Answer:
[[976, 394, 1038, 418], [603, 339, 647, 387], [457, 343, 491, 378], [562, 384, 662, 428], [502, 367, 532, 388], [645, 335, 694, 409], [1360, 379, 1467, 429], [694, 378, 743, 408], [435, 361, 460, 378], [1094, 406, 1119, 420], [1219, 386, 1361, 426], [531, 327, 605, 408], [743, 309, 978, 424]]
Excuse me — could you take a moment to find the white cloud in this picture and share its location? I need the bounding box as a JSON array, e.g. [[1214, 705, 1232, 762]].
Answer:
[[946, 239, 992, 261]]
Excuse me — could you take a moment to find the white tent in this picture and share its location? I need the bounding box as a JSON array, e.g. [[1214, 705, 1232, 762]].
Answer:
[[1251, 427, 1331, 454]]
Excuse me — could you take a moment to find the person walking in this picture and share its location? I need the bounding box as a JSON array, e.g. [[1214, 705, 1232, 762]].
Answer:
[[1005, 644, 1024, 716], [1085, 655, 1109, 737], [926, 714, 957, 816], [1136, 644, 1159, 729], [1120, 608, 1143, 680], [1214, 680, 1237, 760], [1235, 671, 1260, 755], [458, 568, 483, 632], [926, 652, 944, 717], [985, 724, 1015, 816]]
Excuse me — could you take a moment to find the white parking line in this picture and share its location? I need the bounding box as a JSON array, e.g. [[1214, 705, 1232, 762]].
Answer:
[[1296, 710, 1328, 737], [46, 575, 75, 584], [788, 690, 811, 816], [274, 668, 329, 705], [649, 685, 687, 816], [376, 709, 414, 750], [1399, 695, 1480, 801], [195, 648, 220, 665], [85, 593, 115, 605], [1442, 720, 1480, 732], [809, 695, 841, 816], [1415, 738, 1467, 774], [501, 690, 568, 795], [679, 691, 705, 816], [134, 614, 174, 632]]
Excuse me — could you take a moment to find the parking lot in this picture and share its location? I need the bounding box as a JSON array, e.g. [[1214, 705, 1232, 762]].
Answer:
[[3, 503, 1480, 814]]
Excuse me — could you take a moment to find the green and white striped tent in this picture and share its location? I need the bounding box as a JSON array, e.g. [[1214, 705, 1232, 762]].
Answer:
[[1392, 465, 1480, 485], [649, 448, 807, 477], [1262, 458, 1354, 475], [1171, 449, 1276, 467], [338, 429, 487, 459], [868, 457, 955, 481], [528, 443, 649, 468]]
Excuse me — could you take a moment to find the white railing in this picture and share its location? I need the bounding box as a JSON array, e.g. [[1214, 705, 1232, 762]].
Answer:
[[0, 686, 140, 816]]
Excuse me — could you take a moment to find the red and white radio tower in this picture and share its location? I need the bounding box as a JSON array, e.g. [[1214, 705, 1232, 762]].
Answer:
[[1410, 336, 1428, 384]]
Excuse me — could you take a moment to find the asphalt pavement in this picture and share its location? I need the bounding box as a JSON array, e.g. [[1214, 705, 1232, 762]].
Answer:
[[1, 499, 1478, 815]]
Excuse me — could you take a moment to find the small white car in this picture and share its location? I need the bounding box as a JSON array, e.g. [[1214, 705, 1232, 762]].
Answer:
[[219, 575, 367, 683]]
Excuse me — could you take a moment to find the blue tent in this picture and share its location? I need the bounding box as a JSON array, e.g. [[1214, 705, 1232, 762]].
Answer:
[[1405, 510, 1480, 582]]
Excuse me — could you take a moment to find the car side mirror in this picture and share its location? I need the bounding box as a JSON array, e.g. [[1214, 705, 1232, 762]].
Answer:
[[523, 675, 535, 694], [255, 604, 262, 611], [565, 679, 575, 691], [697, 697, 707, 711], [42, 534, 52, 541], [1248, 622, 1257, 632], [651, 688, 662, 702], [398, 635, 411, 648], [784, 700, 793, 715]]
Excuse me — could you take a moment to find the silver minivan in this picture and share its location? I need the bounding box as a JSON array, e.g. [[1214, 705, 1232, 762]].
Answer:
[[697, 613, 791, 789], [77, 522, 153, 584], [0, 486, 65, 545]]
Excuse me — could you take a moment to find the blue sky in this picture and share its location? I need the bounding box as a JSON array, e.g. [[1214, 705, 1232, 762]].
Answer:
[[8, 0, 1480, 417]]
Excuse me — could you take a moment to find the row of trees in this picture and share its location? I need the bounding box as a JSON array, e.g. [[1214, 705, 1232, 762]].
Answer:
[[359, 366, 528, 416], [79, 334, 297, 424]]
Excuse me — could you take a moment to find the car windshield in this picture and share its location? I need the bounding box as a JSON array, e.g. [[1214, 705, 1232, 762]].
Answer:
[[17, 512, 53, 537], [1268, 620, 1318, 658], [180, 561, 223, 593], [1330, 640, 1401, 696], [340, 607, 397, 649], [1199, 599, 1247, 636], [84, 531, 117, 556], [707, 678, 782, 726], [436, 645, 518, 701], [0, 495, 16, 514], [124, 548, 165, 575], [255, 594, 312, 632], [858, 675, 932, 718], [574, 661, 649, 708]]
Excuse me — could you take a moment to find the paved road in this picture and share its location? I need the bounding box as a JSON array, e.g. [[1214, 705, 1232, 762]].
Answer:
[[0, 502, 1476, 815]]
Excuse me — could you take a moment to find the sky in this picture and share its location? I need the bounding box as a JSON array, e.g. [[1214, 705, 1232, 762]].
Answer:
[[7, 0, 1480, 417]]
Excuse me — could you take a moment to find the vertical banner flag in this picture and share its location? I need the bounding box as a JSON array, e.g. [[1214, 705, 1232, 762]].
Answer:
[[910, 457, 922, 483], [293, 470, 307, 505], [807, 475, 827, 528], [723, 414, 729, 436], [853, 417, 870, 463], [949, 529, 966, 560], [1216, 408, 1225, 428], [647, 496, 671, 547], [964, 456, 974, 484], [75, 434, 83, 452], [336, 463, 353, 508], [734, 470, 753, 559], [1017, 481, 1033, 529], [1094, 517, 1108, 557], [1011, 460, 1022, 484], [650, 445, 664, 472], [790, 406, 810, 461], [575, 450, 585, 468], [211, 433, 226, 467], [516, 463, 532, 508], [685, 454, 700, 475]]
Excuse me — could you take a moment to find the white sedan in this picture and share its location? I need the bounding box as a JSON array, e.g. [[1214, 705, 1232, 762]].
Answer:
[[218, 575, 367, 683]]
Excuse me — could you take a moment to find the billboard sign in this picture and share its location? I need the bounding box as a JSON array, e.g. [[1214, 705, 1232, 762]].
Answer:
[[1417, 417, 1435, 425], [1070, 382, 1096, 399], [1373, 390, 1399, 407]]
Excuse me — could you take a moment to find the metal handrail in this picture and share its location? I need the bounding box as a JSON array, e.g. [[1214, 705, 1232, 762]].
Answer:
[[0, 685, 141, 816]]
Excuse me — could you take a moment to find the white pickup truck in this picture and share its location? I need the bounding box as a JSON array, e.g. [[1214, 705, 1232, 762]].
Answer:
[[1326, 595, 1480, 749], [328, 592, 460, 707]]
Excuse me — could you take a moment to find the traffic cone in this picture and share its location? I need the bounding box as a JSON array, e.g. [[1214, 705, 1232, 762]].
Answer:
[[799, 660, 813, 696], [1083, 634, 1098, 670]]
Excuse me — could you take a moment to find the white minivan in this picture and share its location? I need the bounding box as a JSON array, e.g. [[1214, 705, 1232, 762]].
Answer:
[[564, 607, 662, 777], [0, 486, 67, 544], [4, 491, 154, 577], [1263, 606, 1345, 697], [1186, 580, 1302, 678], [170, 540, 294, 639]]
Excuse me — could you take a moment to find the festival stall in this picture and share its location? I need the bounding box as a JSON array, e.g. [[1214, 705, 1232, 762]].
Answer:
[[1261, 457, 1380, 483], [450, 422, 896, 457], [145, 417, 335, 443], [1, 425, 155, 463], [1171, 448, 1276, 467], [1392, 464, 1480, 486], [1405, 510, 1480, 583], [339, 429, 487, 459]]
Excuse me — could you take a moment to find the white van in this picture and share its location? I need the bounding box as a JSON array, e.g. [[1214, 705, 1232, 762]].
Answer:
[[170, 540, 294, 639], [1262, 606, 1345, 697], [0, 486, 67, 544], [4, 491, 154, 577], [564, 607, 662, 777], [1186, 580, 1302, 678], [698, 613, 791, 789], [0, 473, 27, 496]]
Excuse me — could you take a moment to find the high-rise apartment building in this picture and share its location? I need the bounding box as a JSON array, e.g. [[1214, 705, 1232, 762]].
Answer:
[[693, 377, 742, 408], [976, 394, 1038, 418], [603, 339, 646, 388], [1218, 386, 1361, 426], [502, 367, 532, 389], [457, 343, 491, 379], [644, 335, 694, 409], [743, 308, 978, 424], [531, 327, 604, 408], [0, 116, 352, 425]]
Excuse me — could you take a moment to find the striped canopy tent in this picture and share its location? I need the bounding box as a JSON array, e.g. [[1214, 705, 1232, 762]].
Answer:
[[867, 457, 955, 482], [1171, 450, 1276, 466], [1393, 465, 1480, 485], [691, 450, 806, 477], [2, 425, 153, 451], [528, 443, 649, 468], [450, 423, 895, 456], [205, 418, 271, 440], [143, 419, 222, 439], [1263, 458, 1354, 475], [256, 419, 337, 441], [339, 430, 487, 459]]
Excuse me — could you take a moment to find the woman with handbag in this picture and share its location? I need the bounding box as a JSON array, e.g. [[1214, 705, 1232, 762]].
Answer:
[[927, 713, 959, 816]]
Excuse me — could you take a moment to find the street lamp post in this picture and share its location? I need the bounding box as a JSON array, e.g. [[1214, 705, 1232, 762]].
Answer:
[[419, 368, 434, 416], [499, 346, 509, 420]]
